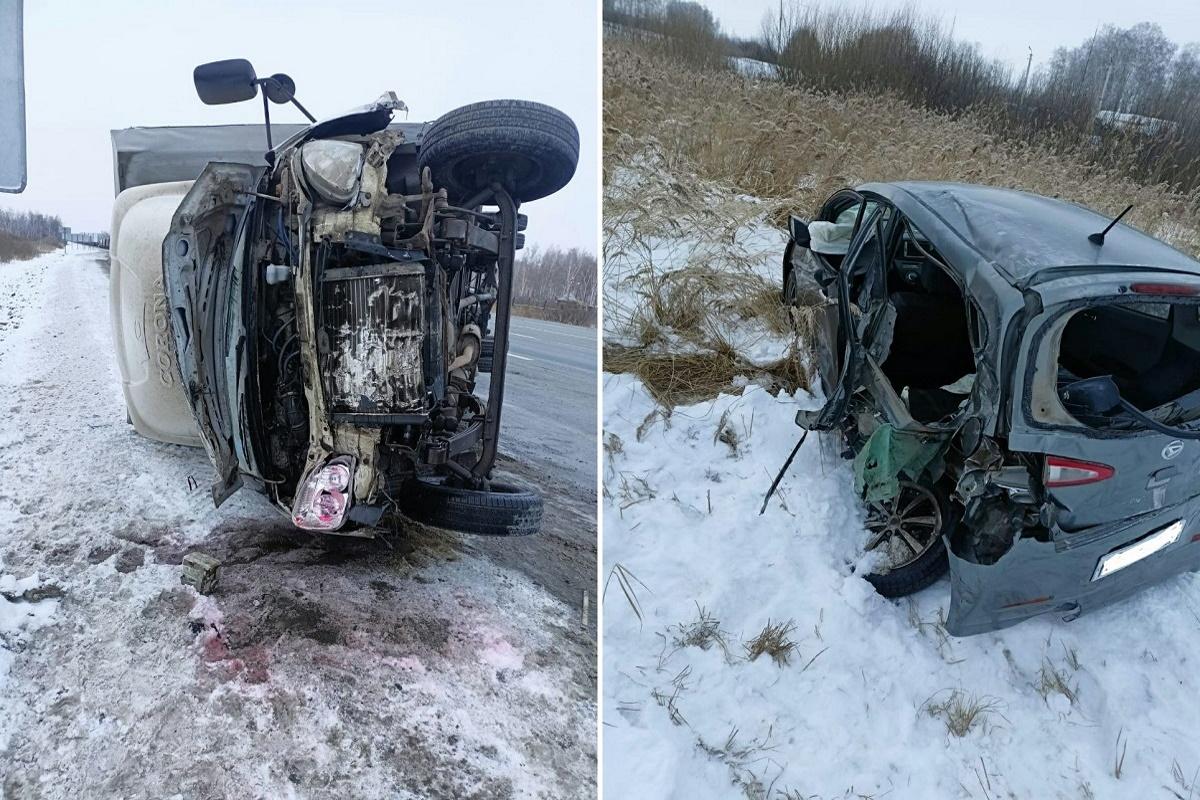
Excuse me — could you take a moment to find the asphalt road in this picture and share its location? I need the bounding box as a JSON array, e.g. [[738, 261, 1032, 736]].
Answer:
[[480, 315, 597, 489], [472, 315, 598, 623]]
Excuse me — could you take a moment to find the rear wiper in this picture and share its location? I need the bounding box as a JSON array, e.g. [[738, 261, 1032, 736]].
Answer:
[[1150, 386, 1200, 427], [1063, 376, 1200, 439]]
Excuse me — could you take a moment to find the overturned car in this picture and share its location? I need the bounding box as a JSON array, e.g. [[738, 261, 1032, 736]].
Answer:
[[109, 60, 578, 537], [785, 181, 1200, 634]]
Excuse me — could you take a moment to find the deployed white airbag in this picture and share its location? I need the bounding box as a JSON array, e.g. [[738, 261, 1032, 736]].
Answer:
[[807, 206, 858, 255]]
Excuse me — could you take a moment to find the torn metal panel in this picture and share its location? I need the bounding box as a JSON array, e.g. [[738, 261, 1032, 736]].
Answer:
[[946, 492, 1200, 635], [162, 162, 265, 506], [853, 423, 948, 503]]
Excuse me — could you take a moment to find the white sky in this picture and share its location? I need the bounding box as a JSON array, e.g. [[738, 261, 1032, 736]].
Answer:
[[1, 0, 599, 253], [704, 0, 1200, 74]]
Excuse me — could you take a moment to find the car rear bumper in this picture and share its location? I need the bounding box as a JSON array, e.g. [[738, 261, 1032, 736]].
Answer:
[[945, 494, 1200, 635]]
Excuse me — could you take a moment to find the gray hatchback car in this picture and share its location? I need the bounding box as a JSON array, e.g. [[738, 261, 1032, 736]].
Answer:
[[784, 181, 1200, 635]]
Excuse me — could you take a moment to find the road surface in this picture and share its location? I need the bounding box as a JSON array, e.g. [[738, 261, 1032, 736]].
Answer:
[[0, 248, 596, 799], [473, 316, 597, 611]]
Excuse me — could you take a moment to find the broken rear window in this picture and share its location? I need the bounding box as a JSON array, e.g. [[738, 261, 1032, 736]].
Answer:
[[1057, 300, 1200, 429]]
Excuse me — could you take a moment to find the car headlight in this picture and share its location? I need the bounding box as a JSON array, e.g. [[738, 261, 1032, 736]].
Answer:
[[299, 139, 364, 206], [291, 456, 355, 530]]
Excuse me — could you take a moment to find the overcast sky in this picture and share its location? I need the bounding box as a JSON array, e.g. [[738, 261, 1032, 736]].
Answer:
[[1, 0, 598, 253], [703, 0, 1200, 74]]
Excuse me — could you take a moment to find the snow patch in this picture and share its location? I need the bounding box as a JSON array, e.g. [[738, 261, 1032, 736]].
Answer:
[[604, 373, 1200, 798]]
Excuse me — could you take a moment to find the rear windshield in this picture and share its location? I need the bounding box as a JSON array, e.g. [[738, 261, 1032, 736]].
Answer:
[[1057, 300, 1200, 429]]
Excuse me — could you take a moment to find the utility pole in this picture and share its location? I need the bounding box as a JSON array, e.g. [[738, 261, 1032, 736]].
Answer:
[[1020, 46, 1033, 95]]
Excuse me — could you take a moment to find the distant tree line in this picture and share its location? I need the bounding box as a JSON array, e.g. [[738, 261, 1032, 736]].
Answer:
[[511, 246, 598, 326], [0, 208, 64, 241], [513, 246, 597, 307], [605, 0, 1200, 195]]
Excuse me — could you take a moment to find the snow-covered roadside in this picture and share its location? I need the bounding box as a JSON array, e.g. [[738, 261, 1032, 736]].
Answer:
[[0, 249, 595, 799], [603, 372, 1200, 799], [0, 573, 58, 753], [602, 158, 1200, 798], [603, 154, 796, 368]]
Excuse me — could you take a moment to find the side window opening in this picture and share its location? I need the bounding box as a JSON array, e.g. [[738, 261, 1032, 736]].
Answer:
[[846, 203, 892, 308], [810, 197, 878, 272], [878, 219, 976, 424], [1056, 301, 1200, 429]]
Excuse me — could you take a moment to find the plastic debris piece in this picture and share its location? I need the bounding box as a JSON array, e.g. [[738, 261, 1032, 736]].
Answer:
[[181, 552, 221, 594]]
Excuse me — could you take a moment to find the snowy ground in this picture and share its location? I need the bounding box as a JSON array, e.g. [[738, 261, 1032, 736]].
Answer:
[[0, 247, 595, 799], [602, 191, 1200, 799]]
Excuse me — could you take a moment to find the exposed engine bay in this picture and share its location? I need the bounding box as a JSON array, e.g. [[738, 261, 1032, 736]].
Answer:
[[162, 82, 578, 537]]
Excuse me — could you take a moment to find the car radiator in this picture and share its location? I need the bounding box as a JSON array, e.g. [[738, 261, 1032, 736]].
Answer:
[[319, 263, 425, 416]]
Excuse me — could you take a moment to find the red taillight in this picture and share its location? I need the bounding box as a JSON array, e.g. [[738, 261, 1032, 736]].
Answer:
[[1130, 283, 1200, 296], [1044, 455, 1115, 488]]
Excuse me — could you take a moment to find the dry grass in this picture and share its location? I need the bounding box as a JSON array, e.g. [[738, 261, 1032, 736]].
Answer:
[[0, 232, 59, 263], [605, 562, 650, 624], [743, 619, 798, 667], [604, 39, 1200, 257], [1036, 658, 1080, 706], [922, 689, 1003, 738], [605, 345, 742, 406], [603, 129, 818, 407], [669, 603, 733, 657]]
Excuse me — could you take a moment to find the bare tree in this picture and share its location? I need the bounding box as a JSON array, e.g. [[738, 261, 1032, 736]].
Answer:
[[0, 208, 63, 241]]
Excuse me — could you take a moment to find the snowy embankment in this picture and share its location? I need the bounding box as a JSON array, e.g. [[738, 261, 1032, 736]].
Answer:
[[602, 177, 1200, 799], [0, 249, 594, 798], [730, 57, 778, 80], [603, 153, 797, 369]]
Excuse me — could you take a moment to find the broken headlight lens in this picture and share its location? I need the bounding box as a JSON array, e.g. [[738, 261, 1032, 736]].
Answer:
[[292, 456, 355, 530]]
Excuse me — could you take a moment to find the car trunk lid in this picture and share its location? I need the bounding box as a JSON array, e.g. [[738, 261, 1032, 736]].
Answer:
[[1009, 270, 1200, 530]]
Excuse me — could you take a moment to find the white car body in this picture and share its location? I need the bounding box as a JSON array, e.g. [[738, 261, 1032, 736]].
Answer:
[[109, 180, 198, 446]]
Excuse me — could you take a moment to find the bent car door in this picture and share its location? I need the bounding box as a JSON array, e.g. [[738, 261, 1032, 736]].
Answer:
[[162, 162, 264, 506], [796, 196, 895, 431]]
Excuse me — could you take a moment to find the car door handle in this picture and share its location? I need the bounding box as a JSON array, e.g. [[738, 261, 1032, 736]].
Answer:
[[1148, 466, 1178, 489]]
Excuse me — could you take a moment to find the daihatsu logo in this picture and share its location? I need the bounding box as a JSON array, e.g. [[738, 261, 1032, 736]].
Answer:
[[1163, 440, 1184, 460]]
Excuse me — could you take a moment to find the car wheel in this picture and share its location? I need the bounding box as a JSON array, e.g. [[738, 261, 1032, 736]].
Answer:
[[400, 477, 543, 536], [862, 481, 951, 597], [417, 100, 579, 203]]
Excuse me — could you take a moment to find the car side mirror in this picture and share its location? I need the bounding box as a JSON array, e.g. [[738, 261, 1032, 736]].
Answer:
[[263, 73, 297, 104], [194, 58, 258, 105], [788, 215, 810, 248], [1061, 376, 1122, 415]]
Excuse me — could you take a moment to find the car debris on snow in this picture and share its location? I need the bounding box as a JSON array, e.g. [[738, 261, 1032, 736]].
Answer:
[[179, 552, 220, 594]]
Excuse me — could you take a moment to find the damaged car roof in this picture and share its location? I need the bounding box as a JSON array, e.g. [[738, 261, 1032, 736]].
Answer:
[[859, 180, 1200, 284]]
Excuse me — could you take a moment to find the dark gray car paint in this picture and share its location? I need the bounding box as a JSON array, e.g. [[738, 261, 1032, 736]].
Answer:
[[946, 497, 1200, 635], [789, 180, 1200, 635]]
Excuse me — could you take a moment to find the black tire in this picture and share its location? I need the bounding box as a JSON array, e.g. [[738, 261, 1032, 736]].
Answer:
[[862, 482, 952, 598], [400, 478, 543, 536], [417, 100, 579, 203], [477, 335, 495, 374]]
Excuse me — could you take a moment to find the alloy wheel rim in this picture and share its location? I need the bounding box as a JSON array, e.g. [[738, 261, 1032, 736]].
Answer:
[[863, 483, 942, 572]]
